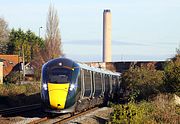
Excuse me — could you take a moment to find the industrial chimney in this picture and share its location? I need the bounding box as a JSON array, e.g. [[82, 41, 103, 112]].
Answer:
[[103, 9, 112, 62]]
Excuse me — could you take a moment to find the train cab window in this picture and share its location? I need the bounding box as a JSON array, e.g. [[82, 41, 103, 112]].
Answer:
[[48, 66, 80, 84], [49, 68, 71, 83]]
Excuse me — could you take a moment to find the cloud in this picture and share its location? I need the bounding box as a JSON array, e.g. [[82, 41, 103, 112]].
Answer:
[[62, 40, 149, 46], [113, 40, 149, 46], [62, 40, 101, 45]]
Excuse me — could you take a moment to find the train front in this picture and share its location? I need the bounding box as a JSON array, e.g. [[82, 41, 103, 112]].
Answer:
[[41, 58, 80, 113]]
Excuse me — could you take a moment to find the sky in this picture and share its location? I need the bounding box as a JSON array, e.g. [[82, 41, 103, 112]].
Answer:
[[0, 0, 180, 62]]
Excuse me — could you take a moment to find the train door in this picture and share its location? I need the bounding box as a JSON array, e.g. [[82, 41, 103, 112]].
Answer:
[[101, 73, 104, 96], [83, 69, 93, 98], [79, 69, 84, 99], [104, 75, 110, 96], [112, 76, 118, 94], [109, 75, 113, 95], [94, 72, 102, 97]]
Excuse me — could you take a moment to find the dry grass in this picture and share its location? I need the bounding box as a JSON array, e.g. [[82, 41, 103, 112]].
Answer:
[[0, 83, 40, 96], [151, 94, 180, 124]]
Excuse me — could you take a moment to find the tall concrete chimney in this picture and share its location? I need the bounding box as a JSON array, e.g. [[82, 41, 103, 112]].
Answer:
[[103, 9, 112, 62]]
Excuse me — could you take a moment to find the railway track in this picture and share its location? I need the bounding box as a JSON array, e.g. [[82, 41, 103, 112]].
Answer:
[[0, 104, 41, 116], [29, 107, 99, 124]]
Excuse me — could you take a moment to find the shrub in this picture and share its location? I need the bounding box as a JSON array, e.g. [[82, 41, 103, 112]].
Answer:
[[164, 54, 180, 92], [121, 63, 164, 100], [151, 94, 180, 124], [109, 101, 154, 124]]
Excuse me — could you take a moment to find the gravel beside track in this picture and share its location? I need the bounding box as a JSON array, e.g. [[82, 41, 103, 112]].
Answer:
[[62, 107, 113, 124]]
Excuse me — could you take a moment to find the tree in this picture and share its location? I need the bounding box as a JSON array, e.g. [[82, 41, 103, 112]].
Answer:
[[43, 4, 63, 61], [7, 28, 44, 62], [0, 17, 9, 54], [164, 47, 180, 92], [121, 63, 164, 100]]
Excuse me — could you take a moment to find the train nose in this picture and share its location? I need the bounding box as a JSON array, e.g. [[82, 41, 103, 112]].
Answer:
[[48, 83, 70, 109]]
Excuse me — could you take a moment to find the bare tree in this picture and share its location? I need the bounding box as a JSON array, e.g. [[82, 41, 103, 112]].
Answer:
[[43, 4, 63, 62], [0, 17, 9, 54]]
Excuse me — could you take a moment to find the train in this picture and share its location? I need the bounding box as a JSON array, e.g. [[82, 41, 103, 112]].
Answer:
[[41, 58, 121, 114]]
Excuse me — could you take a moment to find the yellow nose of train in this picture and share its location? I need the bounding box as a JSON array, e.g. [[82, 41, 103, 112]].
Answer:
[[48, 83, 70, 109]]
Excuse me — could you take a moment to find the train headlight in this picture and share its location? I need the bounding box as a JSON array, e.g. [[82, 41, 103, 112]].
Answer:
[[43, 84, 47, 90], [69, 84, 76, 91]]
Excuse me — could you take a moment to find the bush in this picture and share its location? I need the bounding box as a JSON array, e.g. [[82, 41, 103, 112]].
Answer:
[[164, 54, 180, 92], [109, 101, 154, 124], [151, 94, 180, 124], [121, 63, 164, 100]]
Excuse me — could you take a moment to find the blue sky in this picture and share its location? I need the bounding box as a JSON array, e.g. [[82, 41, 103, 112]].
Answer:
[[0, 0, 180, 62]]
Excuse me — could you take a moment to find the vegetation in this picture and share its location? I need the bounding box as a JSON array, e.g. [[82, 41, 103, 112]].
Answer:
[[7, 28, 44, 62], [0, 17, 9, 54], [164, 54, 180, 93], [0, 83, 40, 96], [121, 63, 164, 100], [45, 4, 63, 59], [109, 94, 180, 124]]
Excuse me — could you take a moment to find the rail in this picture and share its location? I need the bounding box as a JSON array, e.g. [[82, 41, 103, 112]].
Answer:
[[0, 104, 41, 116], [29, 107, 99, 124], [57, 107, 98, 124]]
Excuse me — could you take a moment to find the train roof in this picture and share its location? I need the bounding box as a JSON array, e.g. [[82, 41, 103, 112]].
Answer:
[[77, 62, 120, 76]]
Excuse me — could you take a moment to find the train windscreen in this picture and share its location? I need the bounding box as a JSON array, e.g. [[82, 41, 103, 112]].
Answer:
[[49, 68, 71, 83], [48, 67, 80, 84]]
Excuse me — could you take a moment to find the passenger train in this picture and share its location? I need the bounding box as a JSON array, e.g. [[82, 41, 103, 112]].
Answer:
[[41, 58, 121, 113]]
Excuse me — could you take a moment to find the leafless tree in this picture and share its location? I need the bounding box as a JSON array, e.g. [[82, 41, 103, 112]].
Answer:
[[0, 17, 9, 54], [43, 4, 63, 62]]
